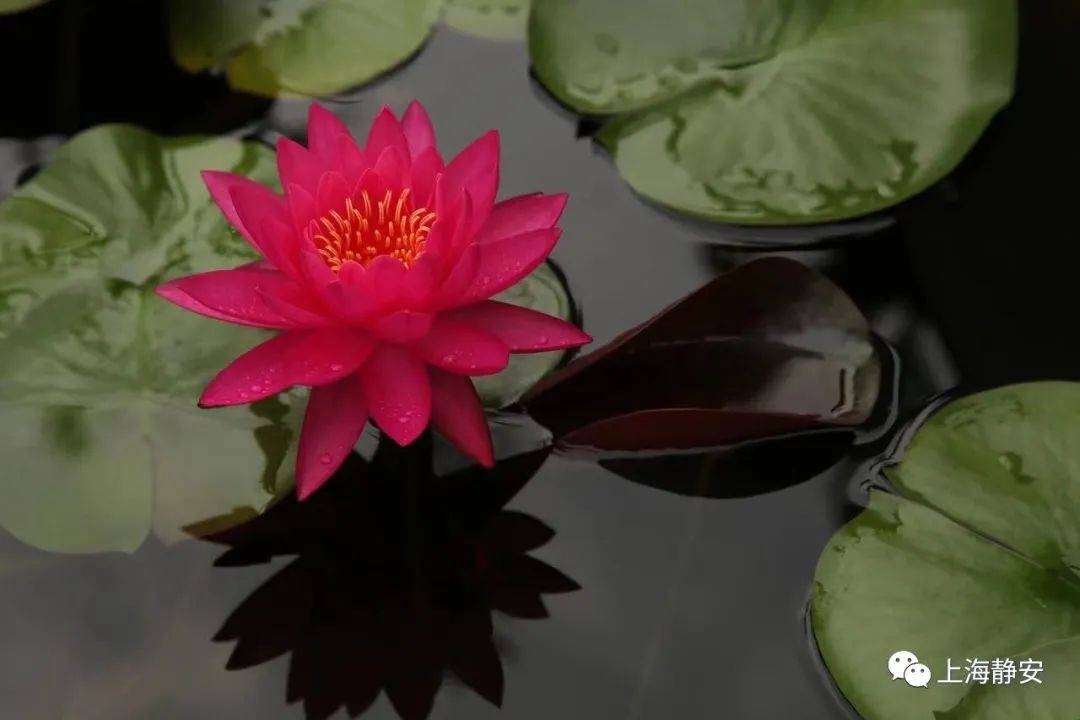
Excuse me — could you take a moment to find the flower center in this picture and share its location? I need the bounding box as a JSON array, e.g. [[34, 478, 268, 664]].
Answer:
[[312, 187, 436, 272]]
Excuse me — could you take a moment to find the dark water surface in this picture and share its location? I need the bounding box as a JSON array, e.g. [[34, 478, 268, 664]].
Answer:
[[1, 1, 1079, 718]]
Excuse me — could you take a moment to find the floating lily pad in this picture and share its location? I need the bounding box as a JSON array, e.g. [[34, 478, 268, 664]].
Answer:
[[169, 0, 438, 98], [529, 0, 1017, 224], [521, 257, 879, 450], [0, 125, 299, 554], [442, 0, 530, 42], [812, 382, 1080, 720], [474, 261, 577, 410]]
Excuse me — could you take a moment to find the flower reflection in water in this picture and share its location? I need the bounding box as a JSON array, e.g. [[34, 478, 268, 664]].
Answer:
[[204, 437, 578, 720]]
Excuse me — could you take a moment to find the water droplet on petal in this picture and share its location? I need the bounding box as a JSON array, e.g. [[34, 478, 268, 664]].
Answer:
[[538, 335, 549, 344], [319, 453, 333, 465], [250, 384, 262, 393], [329, 363, 344, 372]]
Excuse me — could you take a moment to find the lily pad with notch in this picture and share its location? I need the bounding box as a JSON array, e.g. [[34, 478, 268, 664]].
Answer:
[[812, 382, 1080, 720]]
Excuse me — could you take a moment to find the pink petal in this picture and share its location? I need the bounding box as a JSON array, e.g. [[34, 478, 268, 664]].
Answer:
[[315, 171, 350, 217], [446, 192, 475, 258], [157, 283, 255, 327], [356, 168, 388, 206], [256, 282, 332, 327], [277, 137, 326, 192], [325, 264, 380, 323], [202, 171, 267, 240], [299, 248, 338, 294], [360, 255, 408, 308], [157, 267, 301, 329], [255, 216, 300, 277], [450, 301, 591, 352], [226, 182, 292, 266], [409, 147, 444, 208], [402, 101, 437, 158], [457, 228, 561, 305], [427, 188, 470, 261], [364, 106, 409, 164], [200, 328, 374, 407], [286, 183, 318, 236], [445, 130, 499, 237], [475, 193, 568, 244], [423, 179, 458, 259], [296, 373, 369, 500], [432, 243, 480, 307], [373, 146, 410, 191], [430, 368, 493, 468], [416, 317, 509, 375], [359, 345, 431, 446], [338, 134, 370, 183], [339, 260, 364, 284], [374, 310, 434, 343], [402, 252, 438, 306], [307, 103, 355, 163]]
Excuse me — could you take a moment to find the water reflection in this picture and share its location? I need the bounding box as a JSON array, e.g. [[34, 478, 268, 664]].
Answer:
[[205, 438, 578, 720]]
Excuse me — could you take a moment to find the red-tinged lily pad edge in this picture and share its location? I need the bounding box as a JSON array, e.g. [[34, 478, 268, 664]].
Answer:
[[520, 256, 881, 454]]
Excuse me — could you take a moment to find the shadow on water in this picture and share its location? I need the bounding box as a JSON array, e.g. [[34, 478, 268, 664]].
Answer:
[[203, 437, 579, 720], [0, 0, 270, 138]]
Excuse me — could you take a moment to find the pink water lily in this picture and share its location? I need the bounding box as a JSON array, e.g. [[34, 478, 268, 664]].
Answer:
[[157, 102, 589, 499]]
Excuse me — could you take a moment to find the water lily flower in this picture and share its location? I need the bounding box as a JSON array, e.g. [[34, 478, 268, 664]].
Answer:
[[157, 102, 590, 499]]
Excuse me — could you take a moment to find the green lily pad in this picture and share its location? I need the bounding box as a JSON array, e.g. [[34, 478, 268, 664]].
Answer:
[[474, 260, 576, 409], [811, 382, 1080, 720], [529, 0, 1017, 224], [0, 125, 299, 554], [442, 0, 530, 42], [0, 0, 49, 14], [168, 0, 439, 98]]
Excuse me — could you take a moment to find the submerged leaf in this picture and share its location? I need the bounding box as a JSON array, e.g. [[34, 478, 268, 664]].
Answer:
[[812, 382, 1080, 720], [529, 0, 1017, 224], [0, 125, 298, 553], [521, 257, 879, 452]]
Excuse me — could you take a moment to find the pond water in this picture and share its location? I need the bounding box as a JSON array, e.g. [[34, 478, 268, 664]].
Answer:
[[1, 1, 1078, 719]]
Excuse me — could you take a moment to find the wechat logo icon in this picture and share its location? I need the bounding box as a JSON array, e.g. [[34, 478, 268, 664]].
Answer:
[[888, 650, 931, 688]]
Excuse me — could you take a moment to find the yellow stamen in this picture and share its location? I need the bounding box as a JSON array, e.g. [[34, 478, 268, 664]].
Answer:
[[312, 187, 435, 272]]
